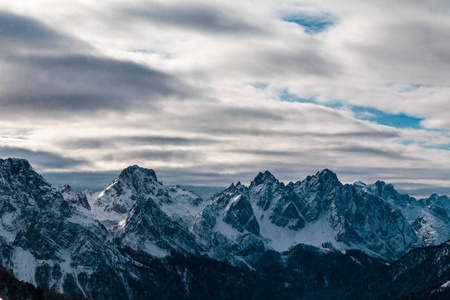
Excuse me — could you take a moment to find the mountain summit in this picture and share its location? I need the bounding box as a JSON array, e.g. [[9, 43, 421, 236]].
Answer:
[[0, 159, 449, 299]]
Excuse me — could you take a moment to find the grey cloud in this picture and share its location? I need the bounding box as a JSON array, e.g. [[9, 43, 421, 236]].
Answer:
[[336, 166, 450, 183], [121, 136, 217, 146], [188, 123, 398, 139], [104, 150, 199, 163], [221, 43, 342, 78], [391, 183, 450, 199], [226, 149, 301, 157], [154, 168, 260, 186], [41, 171, 119, 191], [60, 139, 110, 150], [262, 49, 341, 77], [124, 3, 264, 35], [60, 136, 217, 149], [349, 16, 450, 84], [3, 54, 187, 113], [180, 185, 225, 200], [0, 12, 191, 115], [220, 107, 286, 121], [332, 145, 419, 160], [0, 11, 78, 51], [330, 131, 399, 139], [0, 147, 88, 169], [336, 166, 450, 197]]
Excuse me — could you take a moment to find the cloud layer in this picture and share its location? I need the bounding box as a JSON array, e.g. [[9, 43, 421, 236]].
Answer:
[[0, 0, 449, 197]]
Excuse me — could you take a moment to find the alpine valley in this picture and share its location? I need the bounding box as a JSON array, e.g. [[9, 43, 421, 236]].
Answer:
[[0, 158, 450, 299]]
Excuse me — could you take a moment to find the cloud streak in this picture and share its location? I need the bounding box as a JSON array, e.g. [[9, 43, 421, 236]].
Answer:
[[0, 11, 191, 117], [123, 2, 265, 35], [0, 1, 449, 197]]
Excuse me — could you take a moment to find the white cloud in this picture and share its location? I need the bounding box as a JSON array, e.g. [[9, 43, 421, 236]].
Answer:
[[0, 0, 449, 196]]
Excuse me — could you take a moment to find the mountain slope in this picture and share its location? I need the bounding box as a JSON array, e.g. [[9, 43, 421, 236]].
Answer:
[[194, 169, 424, 262], [0, 158, 449, 299], [0, 265, 81, 300], [351, 240, 450, 300]]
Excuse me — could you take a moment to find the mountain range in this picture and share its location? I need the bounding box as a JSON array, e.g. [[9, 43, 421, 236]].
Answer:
[[0, 158, 449, 299]]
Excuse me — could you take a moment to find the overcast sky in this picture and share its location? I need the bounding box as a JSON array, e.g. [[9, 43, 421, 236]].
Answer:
[[0, 0, 449, 197]]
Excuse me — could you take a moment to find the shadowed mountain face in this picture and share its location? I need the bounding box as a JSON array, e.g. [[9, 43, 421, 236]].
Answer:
[[0, 158, 449, 299], [0, 265, 81, 300], [351, 241, 450, 300]]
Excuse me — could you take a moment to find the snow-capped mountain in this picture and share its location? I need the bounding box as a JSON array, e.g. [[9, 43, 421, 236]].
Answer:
[[353, 180, 450, 246], [0, 158, 449, 299], [195, 169, 424, 262]]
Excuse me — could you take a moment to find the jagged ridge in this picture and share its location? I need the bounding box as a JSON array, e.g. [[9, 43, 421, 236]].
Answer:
[[0, 158, 449, 299]]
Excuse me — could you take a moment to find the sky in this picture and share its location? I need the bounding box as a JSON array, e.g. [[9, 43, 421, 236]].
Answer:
[[0, 0, 450, 197]]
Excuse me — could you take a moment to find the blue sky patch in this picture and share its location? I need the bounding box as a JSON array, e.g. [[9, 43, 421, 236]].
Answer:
[[279, 89, 315, 103], [352, 106, 423, 129], [278, 89, 423, 129], [278, 90, 424, 129], [421, 144, 450, 151], [396, 140, 450, 151], [284, 14, 335, 34], [278, 89, 342, 109]]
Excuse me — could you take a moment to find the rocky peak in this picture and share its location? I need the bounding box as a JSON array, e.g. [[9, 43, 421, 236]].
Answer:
[[0, 158, 63, 213], [372, 180, 393, 194], [59, 184, 73, 193], [94, 165, 164, 214], [59, 184, 91, 211], [115, 165, 160, 193], [295, 169, 342, 200], [316, 169, 341, 185], [250, 170, 279, 187], [366, 181, 411, 207], [249, 171, 285, 211], [422, 193, 450, 207], [223, 181, 247, 195], [0, 158, 51, 193], [0, 157, 33, 171], [118, 165, 158, 183]]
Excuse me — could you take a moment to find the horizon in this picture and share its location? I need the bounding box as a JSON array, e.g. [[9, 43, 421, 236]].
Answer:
[[0, 1, 449, 198], [36, 161, 448, 199]]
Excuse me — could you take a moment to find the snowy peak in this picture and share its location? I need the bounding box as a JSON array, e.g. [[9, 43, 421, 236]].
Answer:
[[309, 168, 342, 189], [249, 171, 287, 212], [58, 184, 91, 211], [0, 158, 51, 195], [118, 165, 158, 184], [0, 158, 67, 218], [94, 165, 165, 213], [317, 168, 339, 181], [369, 181, 397, 198], [115, 165, 161, 195], [250, 170, 279, 187], [196, 168, 431, 261], [360, 180, 410, 207], [2, 158, 450, 300]]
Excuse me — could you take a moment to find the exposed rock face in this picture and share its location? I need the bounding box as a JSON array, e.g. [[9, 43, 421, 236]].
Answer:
[[0, 158, 449, 299], [195, 169, 424, 262], [0, 159, 205, 299]]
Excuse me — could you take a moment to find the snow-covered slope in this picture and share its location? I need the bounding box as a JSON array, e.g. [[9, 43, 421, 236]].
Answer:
[[0, 159, 205, 299], [194, 169, 424, 262], [353, 181, 450, 246], [0, 158, 449, 299]]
